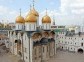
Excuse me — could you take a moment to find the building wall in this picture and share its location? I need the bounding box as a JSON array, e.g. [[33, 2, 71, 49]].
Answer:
[[8, 30, 56, 62], [23, 33, 30, 62], [57, 32, 84, 52]]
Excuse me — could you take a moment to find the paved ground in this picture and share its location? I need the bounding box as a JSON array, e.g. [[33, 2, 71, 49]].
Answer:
[[49, 50, 84, 62], [0, 45, 18, 62], [1, 45, 84, 62]]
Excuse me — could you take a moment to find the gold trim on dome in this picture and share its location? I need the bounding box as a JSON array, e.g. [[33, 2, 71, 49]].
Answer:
[[42, 15, 51, 23], [25, 14, 37, 22], [16, 16, 25, 23]]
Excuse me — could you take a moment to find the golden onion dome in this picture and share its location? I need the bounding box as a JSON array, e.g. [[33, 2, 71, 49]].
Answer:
[[30, 8, 39, 17], [16, 16, 25, 23], [42, 15, 51, 23], [25, 14, 37, 22]]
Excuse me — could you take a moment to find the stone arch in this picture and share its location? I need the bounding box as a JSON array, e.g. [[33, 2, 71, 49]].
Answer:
[[78, 48, 83, 53]]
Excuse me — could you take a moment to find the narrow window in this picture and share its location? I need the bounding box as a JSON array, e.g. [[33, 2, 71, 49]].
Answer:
[[62, 47, 63, 49], [81, 43, 83, 46], [82, 38, 83, 40], [47, 46, 48, 52], [26, 57, 27, 59], [46, 24, 47, 29], [18, 25, 19, 29], [34, 24, 35, 30], [43, 47, 44, 52], [75, 43, 76, 45]]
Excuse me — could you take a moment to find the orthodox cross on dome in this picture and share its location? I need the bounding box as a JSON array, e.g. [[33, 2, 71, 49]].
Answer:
[[53, 15, 55, 25], [30, 4, 32, 11], [46, 8, 48, 15], [19, 8, 21, 16], [33, 0, 35, 9]]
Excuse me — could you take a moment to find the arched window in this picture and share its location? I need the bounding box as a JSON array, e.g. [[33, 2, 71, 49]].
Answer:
[[29, 24, 31, 30], [47, 46, 48, 52], [34, 24, 35, 30], [43, 47, 44, 52], [62, 47, 63, 49], [81, 43, 83, 46]]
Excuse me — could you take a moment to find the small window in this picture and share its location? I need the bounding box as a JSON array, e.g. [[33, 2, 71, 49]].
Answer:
[[46, 24, 47, 29], [43, 47, 44, 52], [82, 38, 83, 40], [29, 24, 31, 30], [18, 25, 19, 29], [81, 43, 83, 46], [34, 24, 35, 30], [26, 57, 27, 59], [62, 47, 63, 49], [75, 43, 76, 45], [47, 46, 48, 52]]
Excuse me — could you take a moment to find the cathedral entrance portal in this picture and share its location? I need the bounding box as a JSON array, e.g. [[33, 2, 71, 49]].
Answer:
[[78, 48, 83, 53]]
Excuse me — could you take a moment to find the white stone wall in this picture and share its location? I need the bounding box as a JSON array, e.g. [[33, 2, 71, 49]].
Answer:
[[23, 33, 29, 62], [15, 23, 24, 30]]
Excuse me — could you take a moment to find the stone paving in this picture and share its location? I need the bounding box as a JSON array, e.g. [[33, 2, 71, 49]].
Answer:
[[0, 45, 18, 62], [48, 50, 84, 62], [1, 45, 84, 62]]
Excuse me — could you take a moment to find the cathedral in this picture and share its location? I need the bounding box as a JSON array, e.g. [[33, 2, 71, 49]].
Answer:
[[8, 1, 56, 62]]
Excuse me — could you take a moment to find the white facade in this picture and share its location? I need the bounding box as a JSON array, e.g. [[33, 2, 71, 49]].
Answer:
[[25, 22, 36, 31], [42, 23, 51, 30]]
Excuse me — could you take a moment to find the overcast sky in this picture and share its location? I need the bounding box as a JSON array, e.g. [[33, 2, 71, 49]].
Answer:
[[0, 0, 84, 26]]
